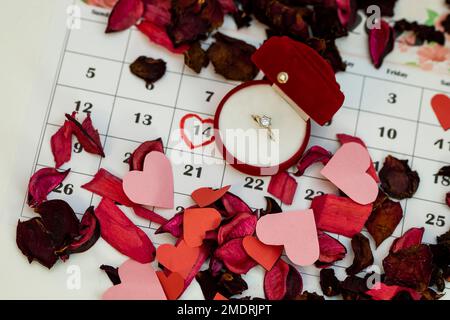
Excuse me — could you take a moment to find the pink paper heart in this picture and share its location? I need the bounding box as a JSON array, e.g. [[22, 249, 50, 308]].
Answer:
[[256, 210, 319, 266], [102, 259, 167, 300], [123, 151, 174, 208], [321, 142, 378, 205]]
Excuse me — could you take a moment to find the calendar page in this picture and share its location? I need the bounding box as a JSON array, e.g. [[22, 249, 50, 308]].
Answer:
[[3, 0, 450, 299]]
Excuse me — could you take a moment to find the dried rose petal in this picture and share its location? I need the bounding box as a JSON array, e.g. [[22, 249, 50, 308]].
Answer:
[[130, 56, 166, 86], [100, 264, 121, 285], [34, 200, 80, 251], [368, 19, 394, 69], [346, 233, 374, 275], [366, 282, 421, 300], [218, 0, 237, 14], [16, 218, 58, 269], [207, 32, 259, 81], [311, 194, 373, 238], [184, 244, 211, 288], [294, 291, 325, 300], [142, 0, 171, 28], [129, 138, 164, 171], [305, 37, 347, 73], [51, 120, 72, 168], [155, 211, 184, 238], [336, 0, 357, 29], [133, 206, 168, 225], [420, 288, 445, 300], [365, 194, 403, 247], [267, 171, 298, 205], [215, 238, 257, 274], [63, 206, 100, 255], [315, 231, 347, 268], [259, 196, 282, 217], [383, 244, 433, 291], [391, 227, 424, 254], [137, 21, 189, 54], [216, 192, 252, 217], [218, 212, 257, 245], [27, 167, 70, 208], [311, 5, 347, 39], [320, 268, 341, 297], [394, 19, 445, 46], [264, 259, 302, 300], [95, 198, 155, 263], [184, 42, 209, 73], [106, 0, 144, 33], [82, 168, 134, 207], [295, 146, 332, 177], [379, 156, 419, 200], [66, 113, 105, 157], [196, 269, 248, 300], [340, 274, 370, 300], [336, 133, 379, 182]]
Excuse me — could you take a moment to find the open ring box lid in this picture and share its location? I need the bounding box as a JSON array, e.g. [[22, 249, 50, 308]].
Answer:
[[214, 36, 345, 176]]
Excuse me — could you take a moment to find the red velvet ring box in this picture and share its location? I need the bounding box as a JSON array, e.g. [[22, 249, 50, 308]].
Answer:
[[214, 36, 345, 176]]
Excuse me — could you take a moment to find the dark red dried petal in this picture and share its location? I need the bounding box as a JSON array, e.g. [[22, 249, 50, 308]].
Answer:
[[320, 268, 341, 297], [155, 210, 186, 238], [218, 212, 257, 245], [379, 156, 420, 200], [106, 0, 144, 33], [66, 113, 105, 157], [311, 194, 373, 238], [346, 233, 374, 275], [16, 218, 58, 269], [35, 199, 80, 250], [82, 168, 134, 206], [196, 269, 248, 300], [366, 282, 421, 300], [218, 0, 237, 14], [315, 231, 347, 268], [337, 133, 379, 182], [365, 195, 403, 247], [129, 138, 164, 171], [130, 56, 166, 85], [184, 42, 209, 73], [259, 196, 282, 217], [142, 0, 171, 28], [294, 291, 325, 300], [184, 244, 211, 288], [295, 146, 332, 177], [394, 19, 445, 46], [64, 206, 100, 255], [137, 20, 189, 54], [215, 238, 257, 274], [133, 206, 168, 225], [196, 269, 217, 300], [383, 244, 433, 291], [368, 19, 394, 69], [336, 0, 357, 29], [340, 274, 371, 300], [50, 120, 72, 168], [264, 259, 302, 300], [27, 167, 70, 208], [207, 32, 259, 81], [267, 171, 298, 205], [95, 198, 155, 263], [100, 264, 121, 285], [391, 227, 424, 254], [284, 265, 303, 300], [446, 192, 450, 207], [217, 192, 252, 217], [311, 5, 347, 39]]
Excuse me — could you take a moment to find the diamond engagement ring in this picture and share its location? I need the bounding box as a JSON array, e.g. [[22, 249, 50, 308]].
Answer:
[[252, 115, 274, 141]]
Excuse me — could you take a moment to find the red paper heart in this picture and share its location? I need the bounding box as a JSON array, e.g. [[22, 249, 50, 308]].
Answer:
[[183, 208, 222, 247], [431, 94, 450, 131], [191, 186, 231, 207], [180, 113, 215, 149], [242, 236, 283, 271], [156, 271, 185, 300], [156, 240, 200, 279]]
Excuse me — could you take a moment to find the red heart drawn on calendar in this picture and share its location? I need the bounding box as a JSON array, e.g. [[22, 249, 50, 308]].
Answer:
[[431, 94, 450, 131], [180, 113, 215, 149]]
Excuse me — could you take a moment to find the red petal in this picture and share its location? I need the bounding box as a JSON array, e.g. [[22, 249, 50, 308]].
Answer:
[[142, 0, 171, 28], [82, 168, 134, 207], [336, 0, 358, 29], [366, 282, 421, 300], [137, 21, 189, 54], [27, 168, 70, 208], [184, 244, 210, 289], [264, 259, 302, 300], [218, 0, 237, 14], [336, 133, 379, 183], [311, 194, 373, 238], [155, 211, 184, 238], [66, 113, 105, 157], [390, 227, 424, 254], [129, 138, 164, 171], [64, 206, 100, 255], [95, 198, 155, 263], [295, 146, 332, 177], [368, 19, 394, 69], [268, 172, 298, 205], [133, 206, 168, 225], [50, 120, 72, 168], [215, 238, 257, 274], [217, 212, 257, 245], [315, 231, 347, 268], [106, 0, 144, 33], [218, 192, 252, 217]]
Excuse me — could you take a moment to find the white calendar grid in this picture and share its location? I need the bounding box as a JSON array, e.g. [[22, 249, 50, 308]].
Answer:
[[20, 0, 450, 294]]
